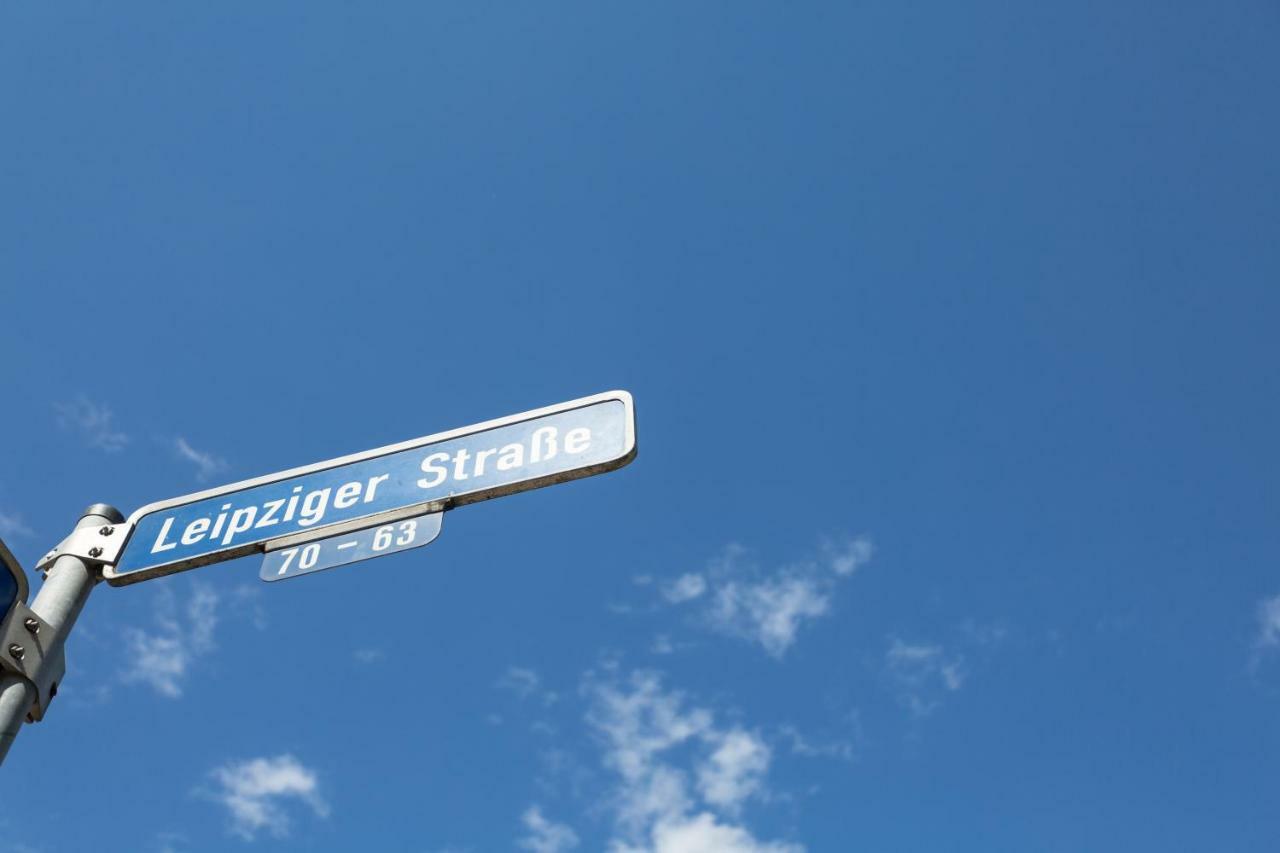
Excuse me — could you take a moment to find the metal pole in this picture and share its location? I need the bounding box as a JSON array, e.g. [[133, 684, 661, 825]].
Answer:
[[0, 504, 123, 766], [0, 676, 36, 764]]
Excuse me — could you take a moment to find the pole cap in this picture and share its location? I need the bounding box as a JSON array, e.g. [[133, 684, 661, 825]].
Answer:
[[81, 504, 125, 524]]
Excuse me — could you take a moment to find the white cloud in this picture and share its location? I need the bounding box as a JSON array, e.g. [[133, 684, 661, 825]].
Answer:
[[231, 584, 269, 631], [960, 620, 1008, 647], [886, 637, 966, 716], [822, 536, 873, 577], [589, 672, 709, 833], [497, 666, 559, 706], [153, 831, 189, 853], [54, 396, 128, 452], [518, 807, 580, 853], [779, 724, 855, 762], [0, 508, 33, 538], [646, 812, 802, 853], [499, 667, 542, 698], [1258, 594, 1280, 648], [585, 670, 801, 852], [175, 437, 228, 482], [121, 583, 219, 698], [653, 540, 872, 658], [206, 754, 329, 841], [187, 584, 218, 648], [696, 730, 770, 814], [940, 661, 966, 691], [1254, 591, 1280, 650], [886, 639, 942, 669], [662, 574, 707, 604], [2, 843, 49, 853], [709, 576, 830, 658]]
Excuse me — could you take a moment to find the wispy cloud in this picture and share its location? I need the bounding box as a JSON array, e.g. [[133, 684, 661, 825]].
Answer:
[[822, 536, 873, 577], [153, 831, 189, 853], [885, 637, 966, 717], [709, 573, 830, 658], [583, 669, 802, 852], [54, 395, 128, 452], [0, 842, 48, 853], [1257, 594, 1280, 649], [205, 754, 329, 841], [696, 730, 771, 816], [651, 634, 678, 655], [652, 538, 872, 658], [662, 573, 707, 604], [646, 812, 800, 853], [497, 666, 559, 707], [517, 807, 579, 853], [779, 723, 857, 762], [174, 437, 228, 482], [231, 584, 269, 631], [0, 508, 33, 538], [121, 583, 220, 698]]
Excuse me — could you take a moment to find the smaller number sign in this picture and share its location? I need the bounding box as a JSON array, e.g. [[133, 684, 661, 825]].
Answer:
[[260, 512, 443, 582]]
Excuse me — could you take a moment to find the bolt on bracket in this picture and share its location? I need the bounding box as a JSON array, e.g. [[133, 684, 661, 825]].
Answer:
[[35, 522, 132, 574], [0, 602, 63, 722]]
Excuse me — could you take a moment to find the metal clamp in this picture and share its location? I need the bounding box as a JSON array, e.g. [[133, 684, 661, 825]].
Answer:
[[34, 522, 132, 574], [0, 601, 64, 722]]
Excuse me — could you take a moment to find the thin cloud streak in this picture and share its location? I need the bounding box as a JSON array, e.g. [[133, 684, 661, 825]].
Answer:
[[0, 509, 33, 538], [1257, 594, 1280, 648], [497, 666, 559, 707], [54, 395, 128, 452], [174, 437, 228, 482], [779, 724, 856, 762], [885, 636, 966, 717]]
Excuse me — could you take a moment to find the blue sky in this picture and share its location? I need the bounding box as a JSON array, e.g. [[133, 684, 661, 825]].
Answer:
[[2, 2, 1279, 851]]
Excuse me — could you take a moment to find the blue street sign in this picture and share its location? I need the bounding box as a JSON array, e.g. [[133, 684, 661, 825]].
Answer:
[[0, 566, 17, 620], [105, 391, 636, 585], [0, 538, 27, 619], [0, 572, 15, 619], [260, 511, 443, 582]]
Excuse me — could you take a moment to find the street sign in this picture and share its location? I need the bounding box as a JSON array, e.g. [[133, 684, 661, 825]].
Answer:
[[261, 511, 443, 582], [0, 537, 28, 618], [105, 390, 636, 586]]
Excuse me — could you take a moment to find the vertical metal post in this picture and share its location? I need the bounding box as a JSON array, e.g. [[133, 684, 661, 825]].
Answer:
[[0, 677, 36, 765], [0, 504, 123, 766]]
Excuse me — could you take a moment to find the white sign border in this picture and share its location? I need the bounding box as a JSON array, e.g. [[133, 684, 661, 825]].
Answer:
[[104, 390, 636, 586]]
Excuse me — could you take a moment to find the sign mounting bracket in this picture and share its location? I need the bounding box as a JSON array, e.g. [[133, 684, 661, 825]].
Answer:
[[34, 522, 132, 575]]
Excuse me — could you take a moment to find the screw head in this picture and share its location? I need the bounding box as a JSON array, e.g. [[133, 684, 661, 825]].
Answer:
[[99, 526, 115, 536], [87, 546, 103, 558], [8, 644, 24, 660], [23, 618, 38, 634]]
